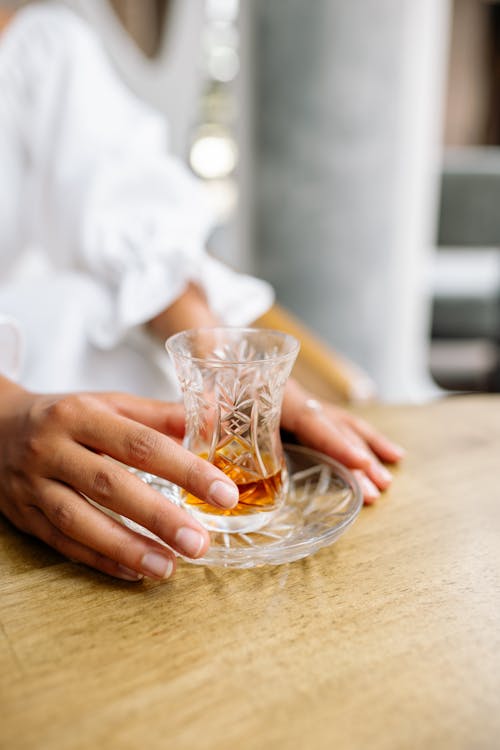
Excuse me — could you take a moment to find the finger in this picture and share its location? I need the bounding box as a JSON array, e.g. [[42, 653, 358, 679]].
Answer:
[[353, 470, 380, 505], [67, 407, 239, 509], [335, 422, 393, 491], [27, 504, 144, 581], [100, 393, 186, 439], [295, 404, 393, 490], [47, 446, 214, 558], [294, 409, 374, 471], [32, 481, 179, 578], [341, 412, 405, 463]]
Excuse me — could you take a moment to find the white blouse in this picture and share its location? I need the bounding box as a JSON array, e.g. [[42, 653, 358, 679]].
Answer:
[[0, 315, 21, 381], [0, 2, 273, 396]]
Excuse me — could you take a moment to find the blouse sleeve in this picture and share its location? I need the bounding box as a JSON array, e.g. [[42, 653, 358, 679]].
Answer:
[[0, 2, 273, 348], [0, 316, 22, 380]]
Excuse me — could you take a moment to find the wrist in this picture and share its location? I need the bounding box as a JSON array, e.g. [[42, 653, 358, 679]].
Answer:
[[0, 376, 33, 419], [147, 282, 219, 340]]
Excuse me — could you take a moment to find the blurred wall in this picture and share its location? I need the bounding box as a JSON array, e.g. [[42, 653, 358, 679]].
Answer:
[[250, 0, 451, 401], [444, 0, 491, 147]]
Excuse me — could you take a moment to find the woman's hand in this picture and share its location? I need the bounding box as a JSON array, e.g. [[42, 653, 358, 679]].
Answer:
[[0, 382, 239, 581], [281, 379, 404, 503]]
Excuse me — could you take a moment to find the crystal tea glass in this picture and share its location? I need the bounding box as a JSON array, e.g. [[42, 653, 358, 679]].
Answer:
[[166, 327, 300, 533]]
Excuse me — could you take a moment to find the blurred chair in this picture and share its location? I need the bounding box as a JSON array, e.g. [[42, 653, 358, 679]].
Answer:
[[259, 304, 377, 405]]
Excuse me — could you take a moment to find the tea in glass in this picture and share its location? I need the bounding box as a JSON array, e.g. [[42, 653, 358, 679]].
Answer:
[[166, 327, 299, 533]]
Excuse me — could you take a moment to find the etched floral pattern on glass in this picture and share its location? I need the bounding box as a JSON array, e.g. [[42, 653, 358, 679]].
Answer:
[[166, 327, 300, 533]]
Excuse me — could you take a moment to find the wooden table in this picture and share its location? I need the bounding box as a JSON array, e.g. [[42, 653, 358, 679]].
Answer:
[[1, 395, 499, 750]]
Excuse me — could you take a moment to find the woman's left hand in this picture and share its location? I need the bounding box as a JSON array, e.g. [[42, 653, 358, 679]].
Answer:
[[281, 379, 404, 504]]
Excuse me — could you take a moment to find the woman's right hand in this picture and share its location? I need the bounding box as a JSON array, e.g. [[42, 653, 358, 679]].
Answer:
[[0, 381, 239, 581]]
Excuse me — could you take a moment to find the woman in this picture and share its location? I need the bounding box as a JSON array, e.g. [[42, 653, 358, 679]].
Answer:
[[0, 2, 403, 581]]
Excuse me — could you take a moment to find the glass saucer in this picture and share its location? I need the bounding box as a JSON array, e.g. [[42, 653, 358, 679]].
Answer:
[[124, 444, 362, 569]]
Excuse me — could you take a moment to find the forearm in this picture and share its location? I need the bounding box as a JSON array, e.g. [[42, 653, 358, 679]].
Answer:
[[0, 375, 30, 416], [0, 377, 34, 492], [146, 282, 219, 341]]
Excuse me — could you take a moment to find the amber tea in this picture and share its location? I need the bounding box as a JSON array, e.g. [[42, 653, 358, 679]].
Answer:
[[184, 450, 286, 517]]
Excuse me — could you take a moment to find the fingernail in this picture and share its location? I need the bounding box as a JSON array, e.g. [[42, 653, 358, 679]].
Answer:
[[175, 526, 205, 558], [208, 479, 239, 509], [374, 464, 393, 485], [141, 552, 174, 579], [361, 475, 380, 499], [117, 565, 144, 581]]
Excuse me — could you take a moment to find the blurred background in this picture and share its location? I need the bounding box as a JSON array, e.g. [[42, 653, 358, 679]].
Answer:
[[2, 0, 500, 402]]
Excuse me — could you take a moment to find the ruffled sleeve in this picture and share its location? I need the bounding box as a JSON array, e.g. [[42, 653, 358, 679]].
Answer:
[[0, 316, 22, 380], [0, 2, 273, 349]]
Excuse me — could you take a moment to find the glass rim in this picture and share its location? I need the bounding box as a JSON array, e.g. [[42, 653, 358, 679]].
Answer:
[[165, 326, 300, 366]]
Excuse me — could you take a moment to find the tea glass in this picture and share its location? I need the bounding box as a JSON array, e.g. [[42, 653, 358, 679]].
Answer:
[[166, 327, 300, 533]]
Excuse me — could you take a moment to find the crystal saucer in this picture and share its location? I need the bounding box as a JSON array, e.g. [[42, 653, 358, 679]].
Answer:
[[124, 444, 362, 569]]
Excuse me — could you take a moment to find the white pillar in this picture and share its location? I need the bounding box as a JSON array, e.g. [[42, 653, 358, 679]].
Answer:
[[250, 0, 451, 401]]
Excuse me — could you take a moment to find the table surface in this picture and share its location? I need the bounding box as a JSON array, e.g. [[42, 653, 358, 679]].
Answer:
[[1, 394, 499, 750]]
